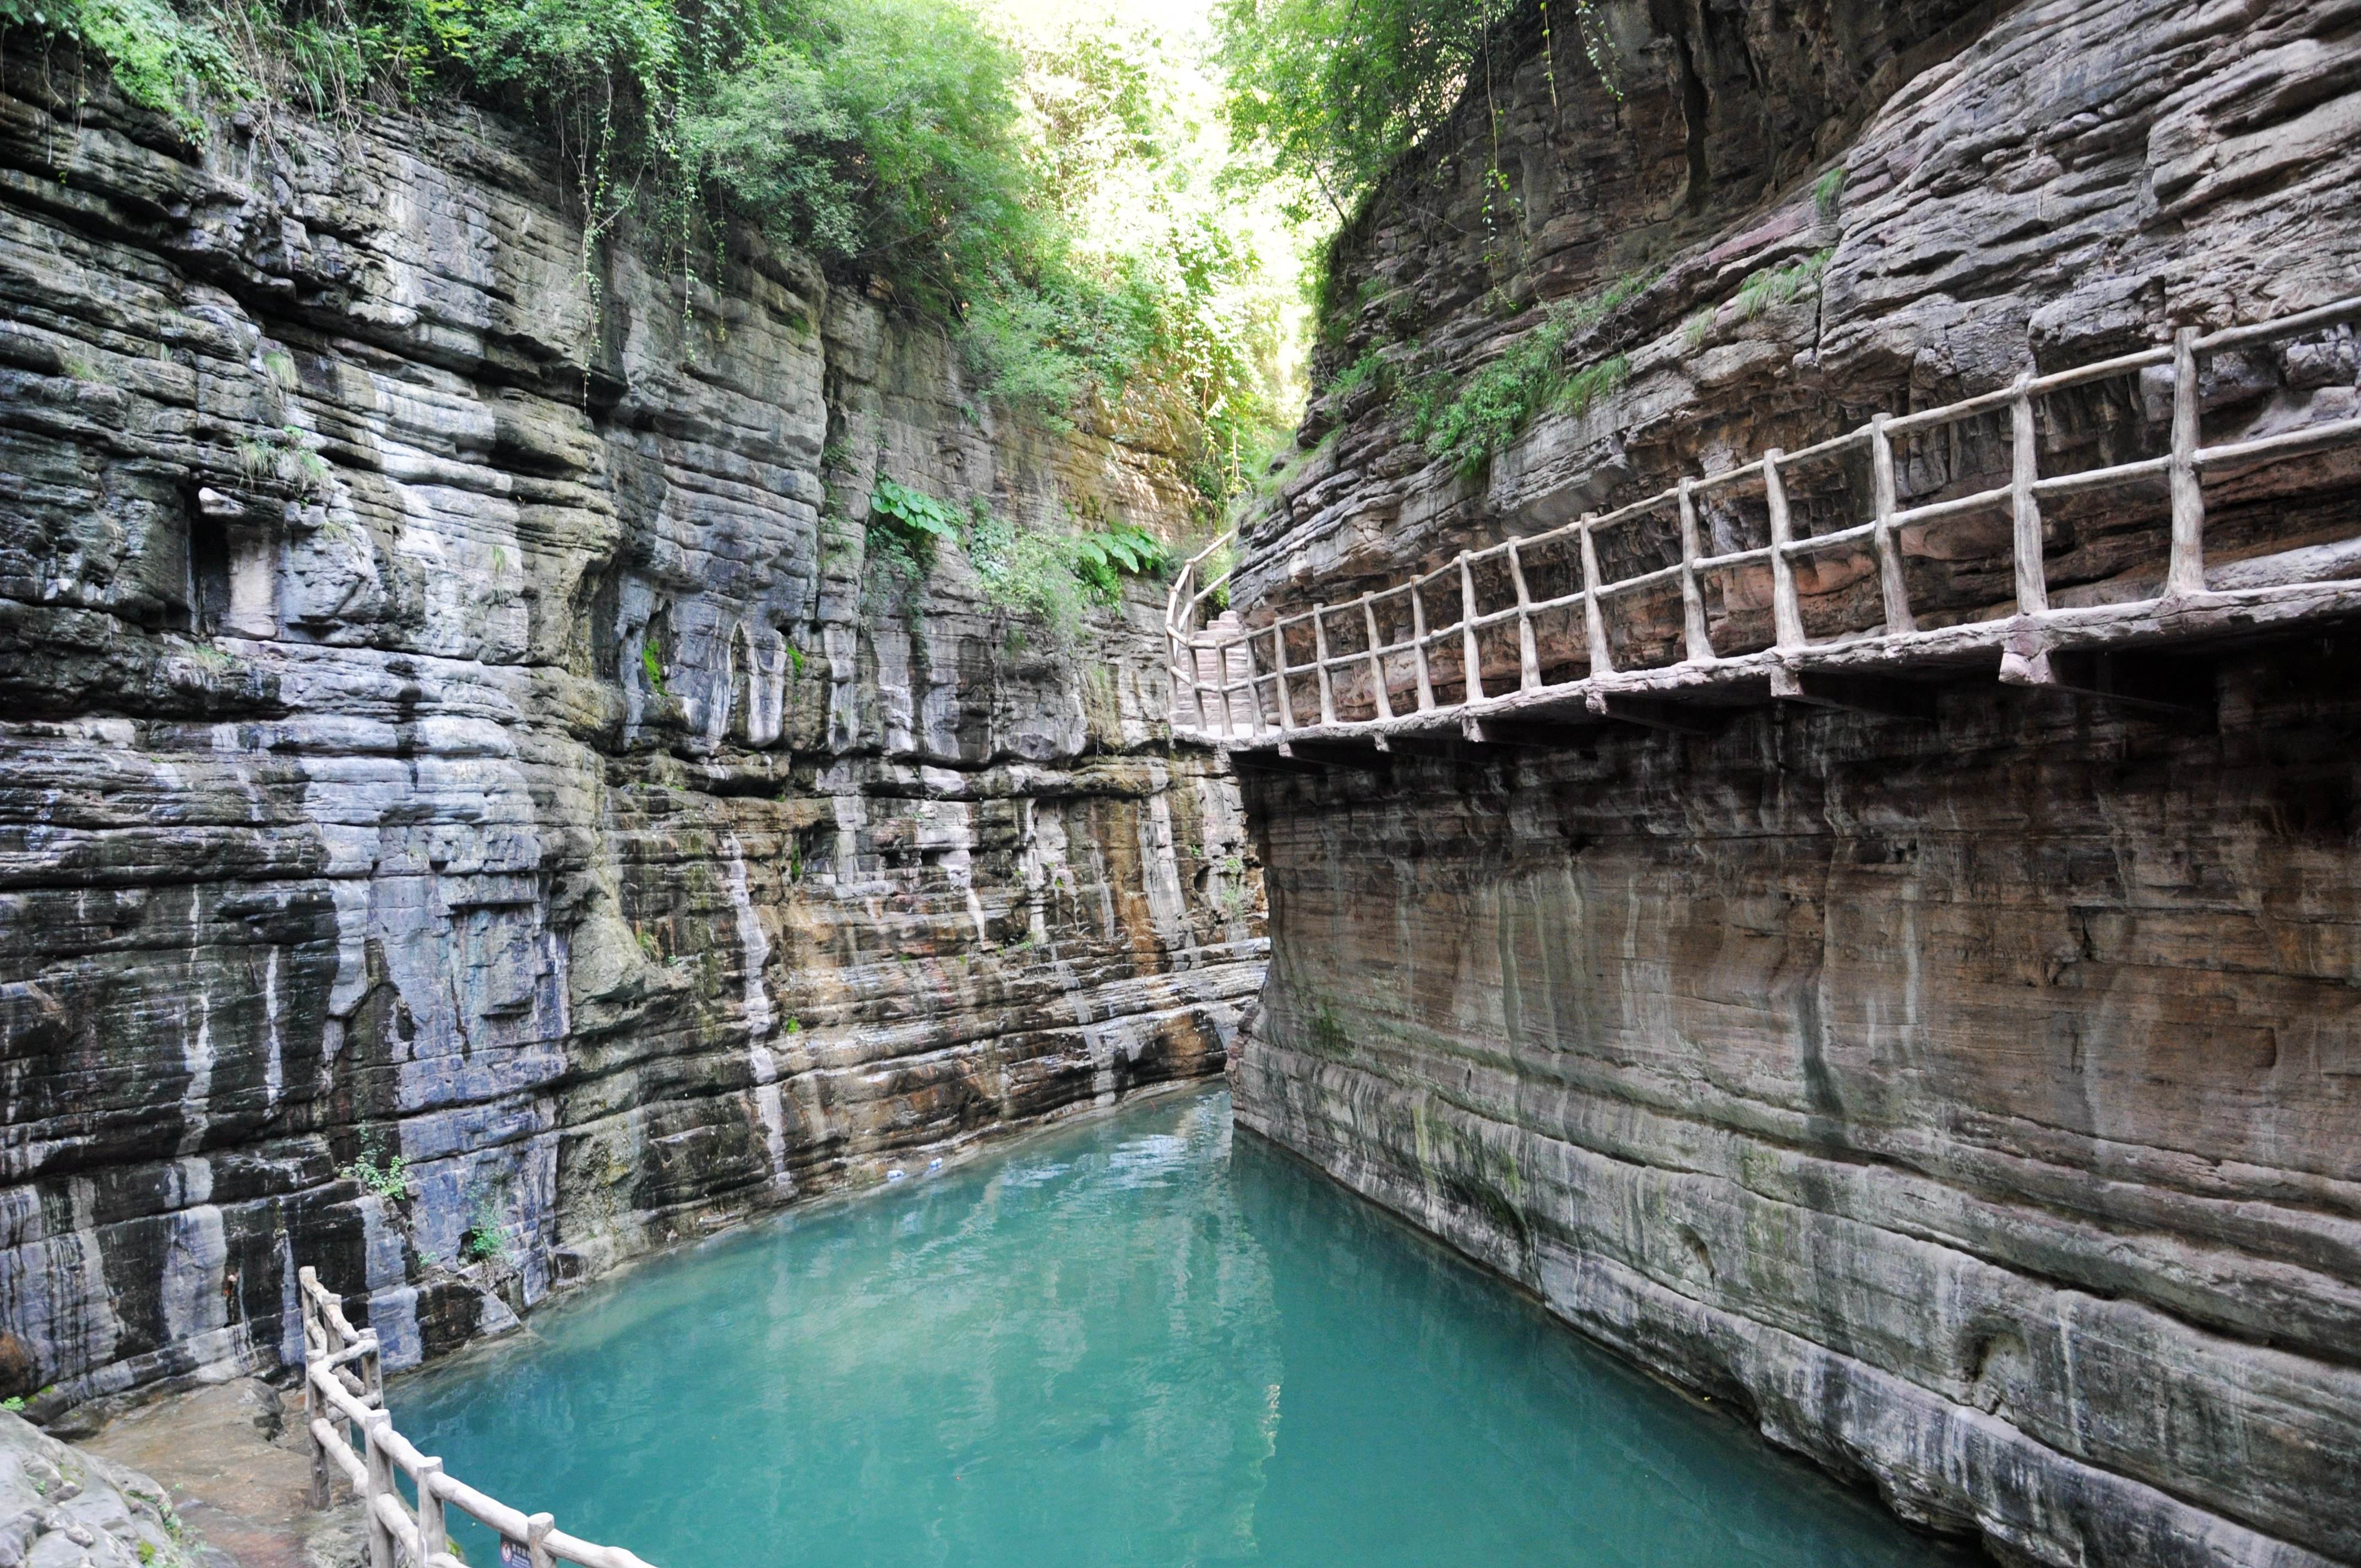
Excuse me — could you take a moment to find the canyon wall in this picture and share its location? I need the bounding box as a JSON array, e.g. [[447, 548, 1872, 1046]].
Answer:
[[1232, 1, 2361, 1565], [0, 57, 1264, 1417]]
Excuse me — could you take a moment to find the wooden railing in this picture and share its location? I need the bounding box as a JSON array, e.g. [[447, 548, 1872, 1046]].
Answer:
[[299, 1267, 660, 1568], [1167, 295, 2361, 745]]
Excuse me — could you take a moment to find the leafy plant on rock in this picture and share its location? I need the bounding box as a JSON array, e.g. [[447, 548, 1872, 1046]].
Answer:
[[1395, 284, 1636, 478], [967, 500, 1171, 646], [341, 1139, 412, 1201], [460, 1177, 514, 1266]]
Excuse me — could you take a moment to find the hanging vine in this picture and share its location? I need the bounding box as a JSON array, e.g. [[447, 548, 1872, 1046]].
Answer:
[[1537, 0, 1559, 112]]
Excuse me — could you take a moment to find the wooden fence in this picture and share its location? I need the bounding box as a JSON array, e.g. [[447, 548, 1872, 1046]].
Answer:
[[299, 1268, 660, 1568], [1167, 295, 2361, 746]]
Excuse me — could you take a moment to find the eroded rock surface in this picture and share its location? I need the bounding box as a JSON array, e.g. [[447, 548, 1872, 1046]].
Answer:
[[0, 1408, 209, 1568], [1232, 2, 2361, 1565], [0, 54, 1264, 1411], [1244, 0, 2361, 628]]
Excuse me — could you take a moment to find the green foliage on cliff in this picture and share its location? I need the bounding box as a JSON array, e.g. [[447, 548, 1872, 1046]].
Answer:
[[970, 503, 1173, 641], [1391, 273, 1642, 477], [1683, 248, 1833, 349], [1215, 0, 1515, 220], [867, 479, 1173, 644], [871, 479, 966, 552], [0, 0, 242, 132], [341, 1146, 413, 1200], [3, 0, 1297, 507], [679, 0, 1041, 319], [1214, 0, 1608, 221]]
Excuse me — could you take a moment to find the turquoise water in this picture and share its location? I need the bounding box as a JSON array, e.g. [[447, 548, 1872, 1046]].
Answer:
[[399, 1089, 1960, 1567]]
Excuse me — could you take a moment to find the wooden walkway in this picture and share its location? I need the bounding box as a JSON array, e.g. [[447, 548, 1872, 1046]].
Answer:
[[1168, 297, 2361, 760], [298, 1269, 660, 1568]]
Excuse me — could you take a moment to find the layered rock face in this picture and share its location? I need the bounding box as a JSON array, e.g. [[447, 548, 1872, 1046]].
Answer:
[[0, 59, 1264, 1412], [1247, 0, 2360, 615], [1233, 2, 2361, 1565]]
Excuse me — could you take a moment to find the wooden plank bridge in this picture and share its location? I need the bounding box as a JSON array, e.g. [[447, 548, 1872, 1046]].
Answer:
[[1167, 296, 2361, 764]]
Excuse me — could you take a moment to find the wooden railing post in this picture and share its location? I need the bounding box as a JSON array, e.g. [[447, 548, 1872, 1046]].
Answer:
[[1506, 541, 1541, 692], [1457, 556, 1483, 705], [1153, 298, 2361, 746], [1676, 480, 1712, 662], [1763, 450, 1804, 651], [1410, 585, 1435, 710], [300, 1267, 329, 1510], [1163, 625, 1178, 728], [2167, 324, 2206, 596], [1361, 596, 1393, 719], [1187, 631, 1210, 737], [1579, 514, 1614, 674], [1271, 624, 1294, 731], [1168, 568, 1191, 736], [300, 1261, 667, 1568], [416, 1457, 448, 1566], [1869, 412, 1914, 634], [1218, 639, 1243, 741], [1242, 635, 1267, 739], [362, 1412, 397, 1568], [2010, 373, 2048, 615], [1312, 606, 1337, 725]]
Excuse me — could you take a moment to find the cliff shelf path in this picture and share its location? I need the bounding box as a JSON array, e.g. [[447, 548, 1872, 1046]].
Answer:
[[1171, 293, 2361, 758]]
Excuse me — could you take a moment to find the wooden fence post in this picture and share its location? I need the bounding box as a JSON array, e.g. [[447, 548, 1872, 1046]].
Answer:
[[1869, 412, 1914, 634], [1312, 606, 1337, 725], [1362, 595, 1393, 719], [416, 1457, 448, 1566], [362, 1412, 396, 1568], [299, 1268, 329, 1510], [2167, 324, 2206, 596], [1506, 541, 1541, 692], [1410, 585, 1435, 710], [1190, 640, 1211, 736], [1676, 480, 1712, 662], [1271, 624, 1294, 732], [527, 1513, 556, 1568], [356, 1327, 382, 1411], [1579, 515, 1614, 674], [1458, 557, 1483, 705], [2010, 374, 2048, 615], [1241, 634, 1267, 739], [1227, 633, 1247, 737], [1763, 450, 1804, 651], [1163, 626, 1179, 731]]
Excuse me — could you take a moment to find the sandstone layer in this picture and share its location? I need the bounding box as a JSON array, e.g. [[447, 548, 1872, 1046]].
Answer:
[[0, 55, 1264, 1414], [1231, 1, 2361, 1565]]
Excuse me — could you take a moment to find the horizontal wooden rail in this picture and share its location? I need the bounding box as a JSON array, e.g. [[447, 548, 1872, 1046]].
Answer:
[[1167, 295, 2361, 744], [299, 1267, 660, 1568]]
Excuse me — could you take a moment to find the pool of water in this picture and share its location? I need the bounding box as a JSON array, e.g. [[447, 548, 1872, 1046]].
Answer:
[[399, 1088, 1962, 1567]]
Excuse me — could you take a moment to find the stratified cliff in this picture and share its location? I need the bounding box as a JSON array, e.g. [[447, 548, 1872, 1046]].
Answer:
[[1230, 2, 2361, 1565], [0, 55, 1265, 1415]]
